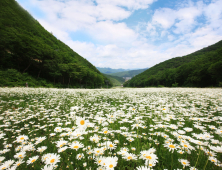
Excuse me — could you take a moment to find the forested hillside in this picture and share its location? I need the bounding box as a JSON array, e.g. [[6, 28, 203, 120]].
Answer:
[[0, 0, 111, 88], [124, 40, 222, 87]]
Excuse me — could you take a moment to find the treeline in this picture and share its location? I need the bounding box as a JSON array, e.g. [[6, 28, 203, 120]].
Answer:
[[124, 40, 222, 87], [0, 69, 56, 87], [0, 0, 112, 88]]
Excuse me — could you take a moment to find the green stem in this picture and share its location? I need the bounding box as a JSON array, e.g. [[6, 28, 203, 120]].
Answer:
[[194, 146, 201, 168], [203, 155, 209, 170]]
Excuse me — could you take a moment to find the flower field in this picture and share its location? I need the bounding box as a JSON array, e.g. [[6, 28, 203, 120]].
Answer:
[[0, 87, 221, 170]]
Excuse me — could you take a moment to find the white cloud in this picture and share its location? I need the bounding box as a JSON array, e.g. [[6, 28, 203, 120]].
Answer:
[[204, 0, 222, 21], [144, 0, 222, 54], [173, 5, 203, 34], [96, 0, 156, 10], [168, 35, 175, 41], [146, 23, 158, 36], [87, 21, 138, 44], [152, 8, 177, 29], [95, 4, 131, 21], [203, 0, 222, 29], [151, 2, 203, 33]]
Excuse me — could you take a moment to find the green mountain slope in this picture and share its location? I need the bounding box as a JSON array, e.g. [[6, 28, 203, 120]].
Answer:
[[124, 40, 222, 87], [103, 74, 125, 86], [0, 0, 111, 88], [109, 68, 147, 77]]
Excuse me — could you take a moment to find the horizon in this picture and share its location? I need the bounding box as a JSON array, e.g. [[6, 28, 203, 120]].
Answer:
[[16, 0, 222, 69]]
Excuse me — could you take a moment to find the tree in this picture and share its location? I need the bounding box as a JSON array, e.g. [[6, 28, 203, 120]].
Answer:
[[208, 61, 222, 86]]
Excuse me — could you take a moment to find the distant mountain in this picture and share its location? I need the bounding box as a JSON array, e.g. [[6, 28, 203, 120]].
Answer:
[[124, 40, 222, 87], [109, 68, 148, 78], [97, 67, 131, 74], [0, 0, 111, 88]]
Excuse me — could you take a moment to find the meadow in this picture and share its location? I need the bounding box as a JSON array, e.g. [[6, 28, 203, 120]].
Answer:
[[0, 87, 221, 170]]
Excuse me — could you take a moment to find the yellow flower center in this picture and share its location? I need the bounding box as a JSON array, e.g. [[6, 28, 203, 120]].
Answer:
[[109, 164, 113, 168], [109, 144, 113, 147], [169, 144, 175, 148], [50, 159, 55, 163], [146, 156, 152, 160], [182, 162, 186, 165], [104, 131, 108, 134], [184, 144, 188, 148], [20, 137, 24, 140], [127, 156, 132, 160], [31, 159, 36, 163], [74, 146, 79, 149], [80, 120, 85, 125]]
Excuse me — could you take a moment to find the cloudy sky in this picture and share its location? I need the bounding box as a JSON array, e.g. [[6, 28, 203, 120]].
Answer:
[[16, 0, 222, 69]]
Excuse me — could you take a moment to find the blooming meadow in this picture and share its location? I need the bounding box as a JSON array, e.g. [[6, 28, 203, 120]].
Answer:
[[0, 87, 222, 170]]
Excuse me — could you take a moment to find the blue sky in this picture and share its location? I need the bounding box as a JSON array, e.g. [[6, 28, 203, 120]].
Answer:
[[16, 0, 222, 69]]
